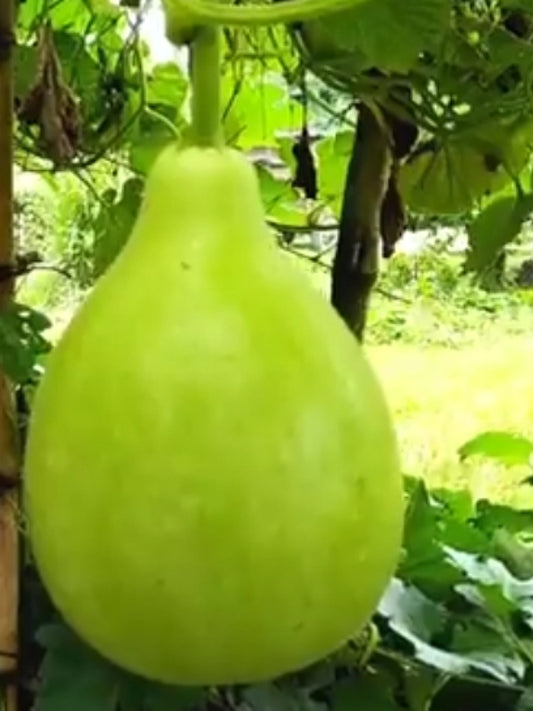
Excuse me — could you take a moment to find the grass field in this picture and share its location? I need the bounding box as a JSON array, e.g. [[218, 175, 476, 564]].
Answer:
[[368, 337, 533, 508]]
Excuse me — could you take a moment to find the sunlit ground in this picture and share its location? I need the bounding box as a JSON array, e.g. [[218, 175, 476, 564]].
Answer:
[[368, 338, 533, 508]]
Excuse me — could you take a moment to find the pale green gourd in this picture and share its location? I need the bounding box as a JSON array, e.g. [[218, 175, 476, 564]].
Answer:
[[24, 144, 404, 685]]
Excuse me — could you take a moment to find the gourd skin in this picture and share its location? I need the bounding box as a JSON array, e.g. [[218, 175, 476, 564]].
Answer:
[[24, 145, 404, 685]]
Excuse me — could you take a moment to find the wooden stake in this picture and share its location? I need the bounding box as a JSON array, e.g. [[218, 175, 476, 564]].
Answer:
[[0, 0, 21, 709]]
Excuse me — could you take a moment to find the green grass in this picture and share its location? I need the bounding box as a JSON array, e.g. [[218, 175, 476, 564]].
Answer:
[[368, 337, 533, 508]]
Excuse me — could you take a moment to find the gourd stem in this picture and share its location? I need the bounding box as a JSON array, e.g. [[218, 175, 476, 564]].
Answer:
[[190, 25, 222, 148], [166, 0, 366, 36]]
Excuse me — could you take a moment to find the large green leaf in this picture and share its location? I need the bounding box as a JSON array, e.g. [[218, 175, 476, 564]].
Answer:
[[222, 73, 302, 149], [256, 165, 307, 225], [400, 142, 503, 215], [93, 177, 144, 278], [49, 0, 123, 33], [52, 31, 102, 121], [399, 480, 475, 598], [315, 130, 354, 217], [449, 603, 525, 683], [492, 529, 533, 582], [119, 677, 205, 711], [464, 193, 533, 274], [379, 580, 476, 675], [459, 432, 533, 467], [128, 111, 179, 175], [34, 624, 119, 711], [476, 501, 533, 536], [244, 683, 324, 711], [517, 687, 533, 711], [379, 579, 523, 683], [400, 119, 533, 214], [35, 623, 206, 711], [0, 302, 51, 384], [331, 675, 402, 711], [14, 44, 38, 101], [299, 0, 450, 73], [402, 667, 444, 711], [16, 0, 44, 30], [447, 548, 533, 611], [146, 62, 188, 109]]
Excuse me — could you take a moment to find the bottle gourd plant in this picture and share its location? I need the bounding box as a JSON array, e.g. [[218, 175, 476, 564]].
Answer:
[[23, 0, 404, 689]]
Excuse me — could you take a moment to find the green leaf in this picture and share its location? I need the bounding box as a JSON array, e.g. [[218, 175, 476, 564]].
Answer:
[[93, 177, 144, 278], [300, 0, 450, 74], [36, 623, 206, 711], [16, 0, 45, 31], [378, 580, 470, 675], [0, 302, 51, 383], [276, 136, 297, 176], [53, 31, 101, 120], [517, 687, 533, 711], [291, 659, 337, 692], [141, 683, 205, 711], [465, 194, 533, 274], [146, 62, 188, 108], [243, 683, 324, 711], [244, 685, 297, 711], [34, 624, 119, 711], [256, 165, 307, 225], [222, 73, 303, 150], [379, 579, 449, 648], [315, 131, 354, 217], [399, 480, 467, 597], [400, 142, 503, 215], [400, 119, 533, 215], [458, 432, 533, 467], [449, 610, 525, 684], [477, 501, 533, 536], [402, 667, 444, 711], [491, 529, 533, 581], [48, 0, 122, 32], [330, 674, 402, 711], [14, 44, 38, 100], [378, 578, 520, 681], [446, 548, 533, 611], [119, 679, 205, 711], [128, 118, 176, 175]]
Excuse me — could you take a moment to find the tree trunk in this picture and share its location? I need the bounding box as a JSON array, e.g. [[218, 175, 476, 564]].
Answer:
[[0, 2, 21, 710], [331, 103, 392, 341]]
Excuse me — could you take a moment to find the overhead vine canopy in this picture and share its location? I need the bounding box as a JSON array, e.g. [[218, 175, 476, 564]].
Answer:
[[14, 1, 533, 212], [11, 0, 533, 337], [14, 0, 165, 168], [273, 0, 533, 214]]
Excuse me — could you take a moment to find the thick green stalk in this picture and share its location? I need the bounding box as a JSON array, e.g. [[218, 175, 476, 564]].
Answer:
[[190, 25, 222, 147], [166, 0, 368, 37]]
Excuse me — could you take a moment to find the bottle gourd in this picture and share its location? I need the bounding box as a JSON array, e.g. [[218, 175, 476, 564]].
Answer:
[[24, 143, 404, 685]]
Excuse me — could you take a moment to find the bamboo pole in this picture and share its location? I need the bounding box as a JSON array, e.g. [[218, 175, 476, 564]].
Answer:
[[0, 0, 21, 709]]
